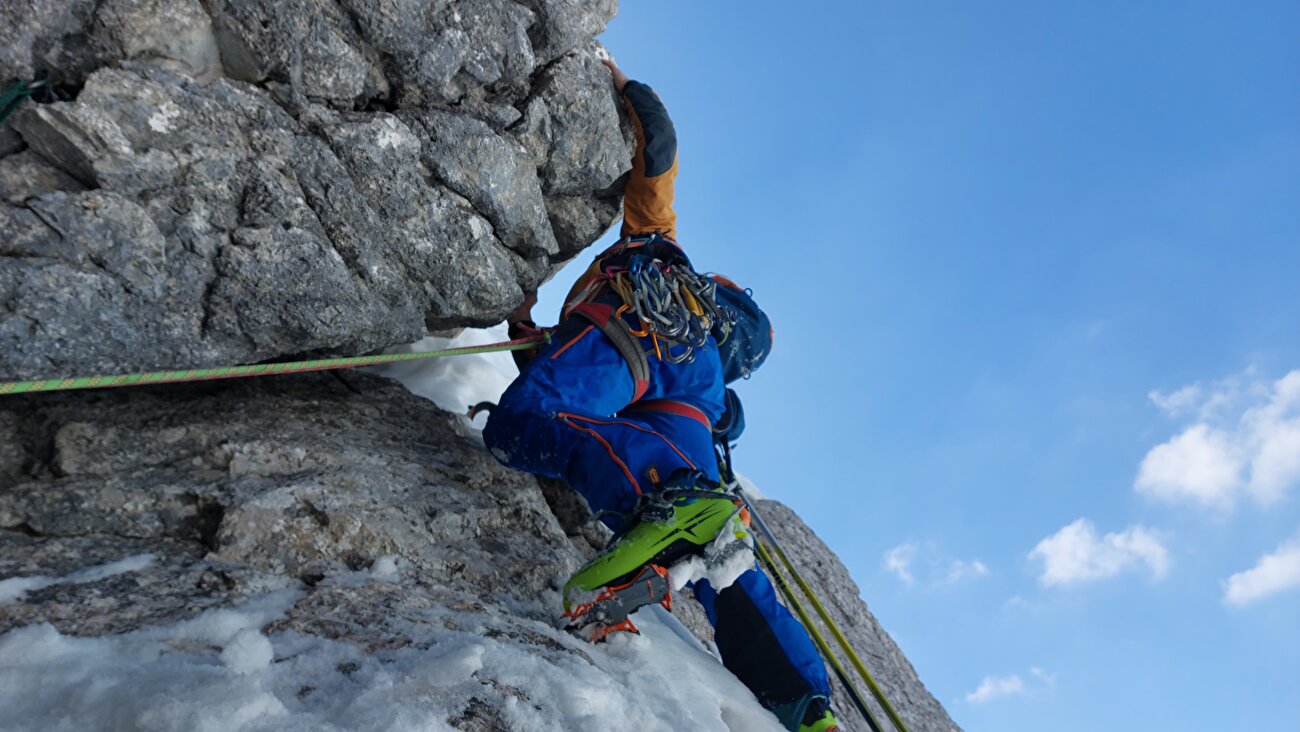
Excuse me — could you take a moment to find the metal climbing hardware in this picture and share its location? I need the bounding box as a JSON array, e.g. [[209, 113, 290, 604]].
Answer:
[[603, 248, 735, 365], [559, 233, 770, 385]]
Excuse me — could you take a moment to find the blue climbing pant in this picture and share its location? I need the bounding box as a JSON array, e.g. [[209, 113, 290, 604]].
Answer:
[[483, 317, 831, 711]]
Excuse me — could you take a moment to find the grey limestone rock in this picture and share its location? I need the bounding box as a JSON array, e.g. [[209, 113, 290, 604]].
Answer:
[[1, 0, 626, 382], [2, 0, 222, 87], [0, 371, 578, 635], [516, 0, 620, 65], [0, 149, 88, 204], [0, 0, 91, 84], [402, 107, 558, 262]]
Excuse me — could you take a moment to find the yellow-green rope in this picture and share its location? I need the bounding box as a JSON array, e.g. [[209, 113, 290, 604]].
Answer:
[[754, 537, 885, 732], [747, 497, 912, 732], [0, 335, 548, 396]]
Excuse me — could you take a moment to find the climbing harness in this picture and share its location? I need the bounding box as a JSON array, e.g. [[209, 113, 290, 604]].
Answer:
[[0, 79, 47, 126], [0, 334, 549, 396], [743, 493, 913, 732]]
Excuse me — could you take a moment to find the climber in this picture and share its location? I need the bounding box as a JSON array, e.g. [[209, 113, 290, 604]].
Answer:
[[482, 59, 840, 732]]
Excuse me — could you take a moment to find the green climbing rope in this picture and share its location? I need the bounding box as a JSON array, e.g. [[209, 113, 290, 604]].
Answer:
[[0, 335, 548, 396]]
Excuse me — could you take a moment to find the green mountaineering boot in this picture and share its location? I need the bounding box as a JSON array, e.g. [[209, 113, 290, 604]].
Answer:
[[563, 482, 749, 641], [798, 705, 841, 732], [775, 694, 841, 732]]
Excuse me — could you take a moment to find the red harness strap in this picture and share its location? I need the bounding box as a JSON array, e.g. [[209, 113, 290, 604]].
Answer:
[[624, 399, 710, 429]]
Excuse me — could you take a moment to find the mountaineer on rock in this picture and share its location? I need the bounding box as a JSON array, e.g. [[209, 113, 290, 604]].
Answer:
[[482, 58, 841, 732]]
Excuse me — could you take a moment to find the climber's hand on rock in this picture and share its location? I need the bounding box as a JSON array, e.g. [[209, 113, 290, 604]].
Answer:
[[601, 59, 629, 93], [507, 291, 537, 325]]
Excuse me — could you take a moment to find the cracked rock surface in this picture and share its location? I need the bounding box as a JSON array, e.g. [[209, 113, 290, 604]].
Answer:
[[0, 372, 578, 635], [0, 0, 625, 381]]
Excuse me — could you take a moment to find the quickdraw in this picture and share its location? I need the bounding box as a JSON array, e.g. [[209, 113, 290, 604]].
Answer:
[[601, 250, 736, 365]]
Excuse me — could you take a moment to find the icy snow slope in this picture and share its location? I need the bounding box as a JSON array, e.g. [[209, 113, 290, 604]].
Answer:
[[1, 570, 785, 732]]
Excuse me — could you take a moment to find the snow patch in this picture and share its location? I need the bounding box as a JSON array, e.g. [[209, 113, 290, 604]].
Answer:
[[669, 513, 755, 593], [220, 629, 274, 675], [734, 472, 766, 501], [0, 554, 155, 605], [369, 324, 519, 430], [369, 555, 400, 579], [0, 569, 785, 732]]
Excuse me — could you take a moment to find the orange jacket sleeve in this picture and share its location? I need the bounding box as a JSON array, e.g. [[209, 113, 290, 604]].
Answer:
[[620, 80, 679, 240], [548, 81, 682, 330]]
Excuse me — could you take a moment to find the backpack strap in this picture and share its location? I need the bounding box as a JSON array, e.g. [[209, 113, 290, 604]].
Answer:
[[569, 301, 652, 403]]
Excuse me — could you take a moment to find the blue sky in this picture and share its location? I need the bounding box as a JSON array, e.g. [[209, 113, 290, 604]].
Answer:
[[534, 2, 1299, 730]]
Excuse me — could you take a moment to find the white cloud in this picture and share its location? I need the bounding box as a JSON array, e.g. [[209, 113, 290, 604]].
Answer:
[[1223, 531, 1300, 607], [1243, 372, 1300, 504], [883, 542, 988, 588], [965, 666, 1056, 704], [1137, 370, 1300, 509], [1148, 384, 1204, 418], [1135, 425, 1242, 506], [945, 559, 990, 584], [1029, 519, 1169, 586], [965, 674, 1025, 704], [1029, 667, 1057, 686], [884, 544, 916, 586]]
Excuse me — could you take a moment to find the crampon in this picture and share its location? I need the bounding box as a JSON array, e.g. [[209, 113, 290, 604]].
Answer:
[[562, 564, 673, 642]]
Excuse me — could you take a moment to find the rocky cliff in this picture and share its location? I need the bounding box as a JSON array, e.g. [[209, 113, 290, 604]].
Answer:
[[1, 2, 958, 730], [2, 0, 625, 381]]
